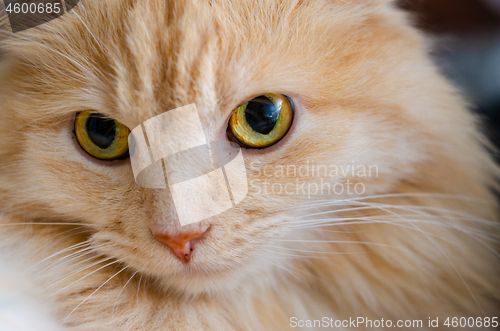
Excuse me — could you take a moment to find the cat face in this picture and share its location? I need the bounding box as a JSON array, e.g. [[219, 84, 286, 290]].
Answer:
[[0, 0, 487, 297]]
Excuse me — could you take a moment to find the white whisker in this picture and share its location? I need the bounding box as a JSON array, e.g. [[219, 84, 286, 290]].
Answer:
[[112, 270, 138, 316], [355, 200, 486, 314], [48, 255, 118, 293], [29, 241, 91, 271], [274, 238, 412, 253], [64, 265, 128, 323], [136, 275, 143, 301]]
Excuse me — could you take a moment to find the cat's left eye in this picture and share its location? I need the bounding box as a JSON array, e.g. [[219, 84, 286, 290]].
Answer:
[[74, 110, 130, 160], [228, 94, 294, 149]]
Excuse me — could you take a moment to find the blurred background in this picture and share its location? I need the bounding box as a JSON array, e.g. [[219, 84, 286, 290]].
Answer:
[[399, 0, 500, 154]]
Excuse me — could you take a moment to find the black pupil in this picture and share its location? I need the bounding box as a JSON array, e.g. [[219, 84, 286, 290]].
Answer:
[[85, 113, 117, 149], [245, 96, 279, 135]]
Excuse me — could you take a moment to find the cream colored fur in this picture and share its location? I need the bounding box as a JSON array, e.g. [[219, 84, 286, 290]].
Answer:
[[0, 0, 499, 330]]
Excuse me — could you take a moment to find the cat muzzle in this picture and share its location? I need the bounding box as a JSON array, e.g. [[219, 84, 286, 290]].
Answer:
[[152, 224, 210, 262]]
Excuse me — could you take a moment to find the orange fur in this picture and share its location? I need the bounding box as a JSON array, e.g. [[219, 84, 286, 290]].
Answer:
[[0, 0, 499, 330]]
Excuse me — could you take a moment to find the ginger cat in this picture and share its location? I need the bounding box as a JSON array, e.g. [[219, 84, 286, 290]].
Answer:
[[0, 0, 499, 329]]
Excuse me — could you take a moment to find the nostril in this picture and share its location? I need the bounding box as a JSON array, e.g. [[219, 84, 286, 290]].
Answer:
[[153, 226, 209, 262]]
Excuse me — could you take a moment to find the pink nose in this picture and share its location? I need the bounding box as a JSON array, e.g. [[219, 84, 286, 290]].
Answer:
[[154, 227, 209, 262]]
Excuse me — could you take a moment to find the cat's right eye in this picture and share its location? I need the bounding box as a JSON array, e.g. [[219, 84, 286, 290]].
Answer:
[[74, 110, 130, 160]]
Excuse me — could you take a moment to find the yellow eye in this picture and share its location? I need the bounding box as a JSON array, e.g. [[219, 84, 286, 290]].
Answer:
[[228, 94, 294, 149], [74, 110, 130, 160]]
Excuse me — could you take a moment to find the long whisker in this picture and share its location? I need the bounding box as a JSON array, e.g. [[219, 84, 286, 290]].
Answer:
[[0, 222, 93, 227], [273, 238, 413, 253], [354, 200, 486, 314], [38, 243, 111, 276], [288, 193, 499, 210], [293, 213, 500, 241], [112, 270, 138, 316], [64, 265, 128, 324], [263, 247, 364, 259], [47, 254, 118, 293], [136, 275, 143, 301], [44, 226, 92, 242], [28, 241, 91, 270], [294, 201, 499, 227]]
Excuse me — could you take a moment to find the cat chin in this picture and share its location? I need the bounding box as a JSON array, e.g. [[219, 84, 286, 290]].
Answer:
[[151, 257, 277, 297], [155, 273, 244, 297]]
